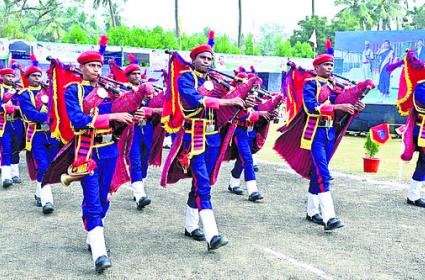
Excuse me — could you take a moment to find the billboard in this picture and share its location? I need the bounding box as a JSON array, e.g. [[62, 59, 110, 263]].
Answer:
[[335, 30, 425, 104]]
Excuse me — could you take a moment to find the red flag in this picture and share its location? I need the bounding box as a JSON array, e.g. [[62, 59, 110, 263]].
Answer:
[[284, 63, 314, 124], [48, 58, 82, 143], [161, 52, 191, 133], [370, 123, 391, 145]]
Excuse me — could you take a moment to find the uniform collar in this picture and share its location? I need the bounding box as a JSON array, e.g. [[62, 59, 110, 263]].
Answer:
[[2, 84, 13, 89], [81, 80, 92, 86], [28, 86, 41, 90], [315, 76, 328, 83], [192, 69, 206, 79]]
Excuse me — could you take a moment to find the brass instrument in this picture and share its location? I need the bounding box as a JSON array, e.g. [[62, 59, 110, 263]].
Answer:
[[60, 164, 93, 187]]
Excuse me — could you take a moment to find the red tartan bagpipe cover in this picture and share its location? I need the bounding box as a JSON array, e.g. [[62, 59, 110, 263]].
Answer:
[[273, 63, 374, 179], [109, 59, 128, 83], [222, 92, 283, 162]]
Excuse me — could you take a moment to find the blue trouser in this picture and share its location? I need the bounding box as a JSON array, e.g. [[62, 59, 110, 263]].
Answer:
[[129, 123, 153, 182], [81, 145, 118, 232], [231, 127, 256, 182], [1, 119, 24, 166], [185, 133, 220, 210], [412, 135, 425, 181], [309, 127, 335, 194], [31, 131, 60, 182]]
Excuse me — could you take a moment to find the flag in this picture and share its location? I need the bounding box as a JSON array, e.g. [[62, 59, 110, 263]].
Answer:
[[369, 123, 391, 145], [161, 51, 191, 133], [309, 29, 317, 49], [48, 58, 82, 143]]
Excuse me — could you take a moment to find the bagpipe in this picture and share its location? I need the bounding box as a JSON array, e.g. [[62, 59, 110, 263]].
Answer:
[[207, 67, 274, 101], [206, 67, 282, 123], [285, 61, 373, 126], [46, 56, 127, 97]]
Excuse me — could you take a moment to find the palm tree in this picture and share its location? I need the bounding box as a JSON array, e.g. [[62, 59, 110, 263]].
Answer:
[[334, 0, 375, 30], [175, 0, 179, 38], [93, 0, 116, 28], [312, 0, 315, 16], [238, 0, 242, 48]]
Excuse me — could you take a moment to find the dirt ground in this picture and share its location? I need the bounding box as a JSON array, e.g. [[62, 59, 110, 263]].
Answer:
[[1, 155, 424, 279]]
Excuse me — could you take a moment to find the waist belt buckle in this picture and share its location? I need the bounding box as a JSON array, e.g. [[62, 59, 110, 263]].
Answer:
[[40, 123, 49, 130], [326, 119, 333, 127], [101, 134, 112, 143], [139, 120, 147, 127], [6, 115, 14, 121], [247, 125, 254, 132], [206, 123, 215, 133]]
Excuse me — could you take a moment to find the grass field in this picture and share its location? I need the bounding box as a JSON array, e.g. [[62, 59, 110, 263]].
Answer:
[[257, 123, 417, 182]]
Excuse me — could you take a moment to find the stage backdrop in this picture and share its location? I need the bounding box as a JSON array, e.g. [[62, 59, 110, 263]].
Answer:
[[335, 30, 425, 104]]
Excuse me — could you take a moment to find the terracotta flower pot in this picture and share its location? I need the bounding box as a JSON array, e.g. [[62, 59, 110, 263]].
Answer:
[[363, 157, 380, 173]]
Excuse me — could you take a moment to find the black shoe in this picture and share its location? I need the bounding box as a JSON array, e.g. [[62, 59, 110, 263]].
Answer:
[[42, 202, 54, 214], [253, 165, 259, 172], [2, 179, 13, 189], [228, 185, 244, 195], [407, 198, 425, 208], [184, 228, 206, 241], [34, 195, 42, 207], [324, 218, 344, 231], [306, 213, 325, 225], [12, 176, 21, 184], [136, 196, 151, 210], [207, 235, 228, 251], [95, 255, 111, 273], [248, 192, 264, 202]]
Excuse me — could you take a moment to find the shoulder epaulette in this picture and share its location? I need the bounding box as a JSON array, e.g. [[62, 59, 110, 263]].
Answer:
[[17, 88, 28, 95], [64, 81, 80, 88], [179, 70, 192, 74], [304, 77, 318, 82]]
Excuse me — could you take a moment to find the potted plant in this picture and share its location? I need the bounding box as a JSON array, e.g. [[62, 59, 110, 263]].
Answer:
[[363, 132, 380, 173]]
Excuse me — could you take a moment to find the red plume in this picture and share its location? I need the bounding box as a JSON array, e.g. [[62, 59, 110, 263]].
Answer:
[[30, 54, 36, 62], [208, 30, 215, 39], [99, 35, 108, 47], [128, 53, 137, 63], [325, 38, 332, 49]]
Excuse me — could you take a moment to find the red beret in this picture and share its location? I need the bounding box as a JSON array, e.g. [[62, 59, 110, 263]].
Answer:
[[77, 51, 104, 65], [189, 44, 213, 60], [0, 68, 16, 76], [313, 54, 334, 67], [235, 72, 248, 79], [25, 66, 42, 77], [124, 63, 141, 75]]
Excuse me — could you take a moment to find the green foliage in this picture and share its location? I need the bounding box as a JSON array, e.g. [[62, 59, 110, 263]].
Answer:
[[364, 132, 380, 158], [290, 16, 332, 54], [62, 25, 91, 44]]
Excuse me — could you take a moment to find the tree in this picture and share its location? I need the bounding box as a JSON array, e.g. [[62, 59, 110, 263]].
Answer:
[[93, 0, 127, 29], [174, 0, 179, 38], [61, 24, 90, 44], [407, 6, 425, 29], [311, 0, 315, 16], [238, 0, 242, 48], [275, 38, 293, 57], [290, 16, 332, 54], [258, 23, 286, 56]]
